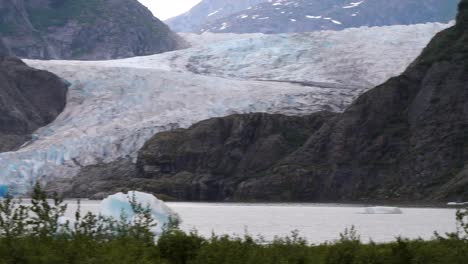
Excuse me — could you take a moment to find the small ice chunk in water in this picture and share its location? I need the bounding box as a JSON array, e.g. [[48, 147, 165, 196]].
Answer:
[[100, 191, 180, 235], [360, 207, 403, 214], [447, 202, 468, 206]]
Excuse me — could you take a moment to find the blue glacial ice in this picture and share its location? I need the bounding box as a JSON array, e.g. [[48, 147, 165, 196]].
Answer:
[[100, 191, 180, 235]]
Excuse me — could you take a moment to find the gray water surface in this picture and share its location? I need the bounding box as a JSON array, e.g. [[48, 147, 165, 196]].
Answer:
[[68, 201, 458, 244]]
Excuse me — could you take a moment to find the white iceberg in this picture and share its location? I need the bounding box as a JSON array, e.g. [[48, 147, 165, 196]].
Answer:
[[99, 191, 180, 235], [360, 206, 403, 214], [447, 202, 468, 206]]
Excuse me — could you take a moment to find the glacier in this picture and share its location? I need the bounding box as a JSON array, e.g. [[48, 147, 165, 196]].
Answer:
[[0, 22, 451, 195], [178, 23, 451, 86]]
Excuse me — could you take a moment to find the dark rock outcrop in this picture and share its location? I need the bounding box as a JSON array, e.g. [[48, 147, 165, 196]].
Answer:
[[0, 0, 185, 60], [59, 0, 468, 202], [0, 56, 68, 152], [45, 159, 138, 199], [47, 113, 333, 199], [135, 113, 334, 201], [198, 0, 459, 34]]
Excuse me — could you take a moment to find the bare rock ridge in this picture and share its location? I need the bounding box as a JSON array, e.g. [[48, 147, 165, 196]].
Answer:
[[0, 0, 185, 60], [0, 56, 68, 152]]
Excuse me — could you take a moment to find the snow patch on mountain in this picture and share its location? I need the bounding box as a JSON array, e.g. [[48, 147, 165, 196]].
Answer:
[[166, 0, 268, 32], [198, 0, 458, 34], [343, 1, 365, 9]]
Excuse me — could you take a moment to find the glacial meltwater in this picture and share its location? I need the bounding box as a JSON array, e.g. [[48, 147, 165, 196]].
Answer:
[[64, 201, 458, 244]]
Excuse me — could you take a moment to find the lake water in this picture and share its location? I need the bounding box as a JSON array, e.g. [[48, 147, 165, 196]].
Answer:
[[65, 201, 458, 244]]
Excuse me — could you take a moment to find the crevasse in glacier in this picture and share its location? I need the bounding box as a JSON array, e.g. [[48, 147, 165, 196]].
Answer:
[[0, 22, 451, 195]]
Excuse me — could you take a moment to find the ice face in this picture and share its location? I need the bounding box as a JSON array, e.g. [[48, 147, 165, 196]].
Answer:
[[100, 191, 179, 235], [361, 207, 403, 214], [0, 23, 450, 195]]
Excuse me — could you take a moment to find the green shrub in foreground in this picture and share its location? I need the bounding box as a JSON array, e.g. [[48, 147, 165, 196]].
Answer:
[[0, 184, 467, 264]]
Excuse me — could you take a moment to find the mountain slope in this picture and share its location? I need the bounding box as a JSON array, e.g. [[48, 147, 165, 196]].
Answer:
[[0, 57, 68, 153], [166, 0, 267, 32], [124, 1, 468, 202], [199, 0, 459, 34], [0, 0, 185, 60]]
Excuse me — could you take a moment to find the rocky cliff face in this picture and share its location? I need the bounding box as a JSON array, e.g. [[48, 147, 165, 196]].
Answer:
[[0, 0, 185, 60], [47, 113, 333, 199], [135, 113, 334, 200], [122, 0, 468, 202], [166, 0, 267, 32], [198, 0, 459, 34], [0, 57, 68, 152]]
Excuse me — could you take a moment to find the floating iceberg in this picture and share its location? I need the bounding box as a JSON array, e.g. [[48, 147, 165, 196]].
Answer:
[[100, 191, 179, 235], [360, 207, 403, 214], [447, 202, 468, 206]]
